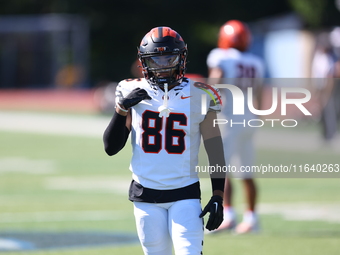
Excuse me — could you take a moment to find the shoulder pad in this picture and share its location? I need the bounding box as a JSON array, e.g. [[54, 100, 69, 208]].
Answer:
[[119, 78, 143, 85]]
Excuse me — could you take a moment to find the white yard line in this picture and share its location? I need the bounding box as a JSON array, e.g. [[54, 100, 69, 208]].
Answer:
[[0, 111, 110, 137], [44, 176, 131, 194], [258, 202, 340, 223], [255, 129, 340, 152], [0, 210, 129, 223], [0, 157, 56, 174], [1, 203, 340, 224]]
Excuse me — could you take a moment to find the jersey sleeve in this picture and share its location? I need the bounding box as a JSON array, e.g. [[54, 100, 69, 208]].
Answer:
[[115, 80, 127, 105], [115, 79, 140, 105], [207, 48, 223, 69], [193, 81, 222, 112], [207, 84, 222, 112]]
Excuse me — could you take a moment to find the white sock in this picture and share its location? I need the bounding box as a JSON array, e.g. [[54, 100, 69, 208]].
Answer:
[[223, 207, 236, 221], [242, 211, 257, 224]]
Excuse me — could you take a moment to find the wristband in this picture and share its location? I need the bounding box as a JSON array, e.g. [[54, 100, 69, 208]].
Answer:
[[116, 103, 129, 113]]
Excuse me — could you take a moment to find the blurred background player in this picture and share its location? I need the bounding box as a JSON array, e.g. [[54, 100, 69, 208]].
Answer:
[[207, 20, 265, 234], [311, 28, 340, 142], [331, 27, 340, 123], [311, 32, 337, 142]]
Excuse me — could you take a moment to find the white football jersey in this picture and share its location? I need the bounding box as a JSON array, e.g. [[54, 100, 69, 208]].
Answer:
[[207, 47, 265, 118], [115, 78, 222, 190]]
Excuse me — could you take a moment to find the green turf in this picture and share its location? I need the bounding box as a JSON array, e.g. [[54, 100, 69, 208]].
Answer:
[[0, 112, 339, 254]]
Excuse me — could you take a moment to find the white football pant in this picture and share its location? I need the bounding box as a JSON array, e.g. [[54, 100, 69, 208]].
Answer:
[[133, 199, 204, 255]]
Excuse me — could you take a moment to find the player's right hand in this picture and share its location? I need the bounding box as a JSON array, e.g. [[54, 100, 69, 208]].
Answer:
[[119, 87, 151, 109]]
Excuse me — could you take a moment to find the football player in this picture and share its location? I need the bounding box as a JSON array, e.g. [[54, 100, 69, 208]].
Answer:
[[207, 20, 265, 234], [104, 26, 226, 255]]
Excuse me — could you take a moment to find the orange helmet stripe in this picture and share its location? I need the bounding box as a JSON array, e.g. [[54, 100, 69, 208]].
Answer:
[[154, 28, 159, 38], [140, 27, 185, 46]]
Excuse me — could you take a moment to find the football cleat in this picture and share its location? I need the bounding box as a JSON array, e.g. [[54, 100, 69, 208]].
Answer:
[[235, 211, 259, 234]]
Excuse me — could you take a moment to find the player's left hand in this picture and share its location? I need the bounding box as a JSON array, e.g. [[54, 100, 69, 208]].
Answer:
[[199, 195, 223, 231]]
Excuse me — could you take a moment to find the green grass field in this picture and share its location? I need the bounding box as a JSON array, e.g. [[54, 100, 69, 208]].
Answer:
[[0, 110, 339, 255]]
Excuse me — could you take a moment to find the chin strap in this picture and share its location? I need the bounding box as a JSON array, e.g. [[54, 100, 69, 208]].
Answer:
[[158, 83, 171, 118]]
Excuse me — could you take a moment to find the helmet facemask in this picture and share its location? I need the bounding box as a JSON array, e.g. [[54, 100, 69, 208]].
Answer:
[[140, 52, 186, 88]]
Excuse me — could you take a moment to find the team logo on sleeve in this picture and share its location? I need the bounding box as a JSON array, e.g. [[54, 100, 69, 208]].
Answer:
[[194, 82, 222, 106]]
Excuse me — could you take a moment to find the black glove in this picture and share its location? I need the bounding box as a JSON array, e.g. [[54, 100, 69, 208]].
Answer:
[[119, 88, 151, 109], [199, 195, 223, 231]]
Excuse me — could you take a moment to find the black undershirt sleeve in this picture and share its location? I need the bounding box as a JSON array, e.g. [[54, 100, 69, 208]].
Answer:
[[203, 136, 226, 193], [103, 111, 130, 156]]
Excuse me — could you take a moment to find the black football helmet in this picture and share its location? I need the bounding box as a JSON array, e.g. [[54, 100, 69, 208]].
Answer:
[[138, 27, 188, 87]]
